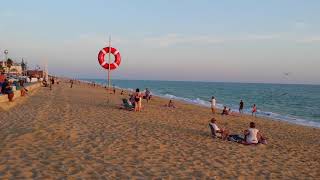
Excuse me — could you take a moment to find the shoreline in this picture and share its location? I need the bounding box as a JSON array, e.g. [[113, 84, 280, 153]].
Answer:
[[84, 79, 320, 129]]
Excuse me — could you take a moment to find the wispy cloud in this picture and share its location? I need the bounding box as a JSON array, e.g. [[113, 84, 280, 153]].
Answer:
[[143, 34, 223, 47], [296, 36, 320, 43], [293, 21, 308, 29], [143, 33, 279, 47]]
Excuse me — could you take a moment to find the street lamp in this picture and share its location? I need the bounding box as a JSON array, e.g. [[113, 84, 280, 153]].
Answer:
[[4, 50, 8, 60], [3, 50, 8, 73]]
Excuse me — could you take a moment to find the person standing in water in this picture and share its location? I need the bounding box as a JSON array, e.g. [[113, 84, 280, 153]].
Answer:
[[210, 96, 216, 114], [252, 104, 257, 117], [239, 100, 244, 114]]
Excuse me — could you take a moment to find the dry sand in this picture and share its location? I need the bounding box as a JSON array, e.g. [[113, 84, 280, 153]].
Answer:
[[0, 82, 319, 179]]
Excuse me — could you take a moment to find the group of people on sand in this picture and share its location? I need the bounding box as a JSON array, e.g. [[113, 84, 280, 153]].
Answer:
[[122, 88, 153, 112], [121, 87, 179, 111], [1, 76, 29, 102], [209, 96, 266, 145], [209, 118, 267, 145], [1, 78, 15, 102], [211, 96, 258, 117]]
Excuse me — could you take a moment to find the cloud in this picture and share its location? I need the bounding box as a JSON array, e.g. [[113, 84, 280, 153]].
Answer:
[[293, 21, 308, 29], [143, 34, 220, 47], [143, 33, 279, 47], [296, 36, 320, 43]]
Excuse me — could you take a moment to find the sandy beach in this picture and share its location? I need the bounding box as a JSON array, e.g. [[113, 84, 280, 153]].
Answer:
[[0, 82, 319, 179]]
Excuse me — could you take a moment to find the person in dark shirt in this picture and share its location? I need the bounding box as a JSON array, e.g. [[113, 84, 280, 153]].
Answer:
[[1, 79, 8, 94], [239, 100, 244, 114]]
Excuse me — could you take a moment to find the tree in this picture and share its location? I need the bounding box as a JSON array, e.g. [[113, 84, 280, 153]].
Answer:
[[6, 58, 13, 74], [0, 64, 4, 73]]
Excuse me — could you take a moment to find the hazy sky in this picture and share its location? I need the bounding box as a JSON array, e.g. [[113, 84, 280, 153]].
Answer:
[[0, 0, 320, 84]]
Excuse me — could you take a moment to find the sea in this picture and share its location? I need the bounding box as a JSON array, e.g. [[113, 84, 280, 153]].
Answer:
[[84, 79, 320, 128]]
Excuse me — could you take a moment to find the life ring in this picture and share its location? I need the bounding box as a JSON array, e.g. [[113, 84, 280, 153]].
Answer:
[[98, 47, 121, 70]]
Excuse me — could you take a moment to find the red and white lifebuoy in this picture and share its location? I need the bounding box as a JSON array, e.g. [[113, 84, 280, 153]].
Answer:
[[98, 47, 121, 70]]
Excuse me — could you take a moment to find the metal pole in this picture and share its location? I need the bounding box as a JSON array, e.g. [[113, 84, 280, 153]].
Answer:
[[4, 50, 8, 74], [108, 35, 111, 91]]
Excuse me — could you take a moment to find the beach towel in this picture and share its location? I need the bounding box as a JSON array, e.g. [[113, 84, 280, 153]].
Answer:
[[122, 99, 134, 110], [227, 134, 244, 143]]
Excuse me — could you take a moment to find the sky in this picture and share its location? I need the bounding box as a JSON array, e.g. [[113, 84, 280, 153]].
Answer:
[[0, 0, 320, 84]]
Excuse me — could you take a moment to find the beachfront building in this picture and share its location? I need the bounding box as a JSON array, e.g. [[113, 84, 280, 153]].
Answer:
[[0, 60, 23, 75], [26, 70, 44, 78]]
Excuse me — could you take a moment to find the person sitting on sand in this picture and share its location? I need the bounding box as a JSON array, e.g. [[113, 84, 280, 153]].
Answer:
[[5, 80, 14, 102], [129, 94, 135, 105], [1, 78, 8, 94], [166, 99, 176, 108], [209, 118, 229, 140], [242, 122, 266, 145], [226, 108, 240, 117], [221, 106, 229, 115], [120, 90, 124, 95]]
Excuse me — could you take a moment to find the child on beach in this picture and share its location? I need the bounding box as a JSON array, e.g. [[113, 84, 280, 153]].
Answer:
[[209, 118, 229, 140], [252, 104, 257, 117], [210, 96, 216, 114], [165, 99, 176, 108]]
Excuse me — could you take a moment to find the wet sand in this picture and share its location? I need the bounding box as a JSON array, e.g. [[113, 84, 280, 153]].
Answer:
[[0, 82, 319, 179]]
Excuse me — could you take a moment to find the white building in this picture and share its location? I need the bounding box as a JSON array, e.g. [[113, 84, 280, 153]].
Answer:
[[0, 60, 23, 75]]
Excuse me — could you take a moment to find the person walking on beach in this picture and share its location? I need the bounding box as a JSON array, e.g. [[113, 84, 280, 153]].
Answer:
[[70, 79, 73, 88], [210, 96, 216, 114], [113, 84, 116, 94], [144, 88, 151, 103], [51, 77, 55, 85], [49, 77, 53, 90], [239, 100, 244, 114], [134, 88, 142, 112], [252, 104, 257, 117]]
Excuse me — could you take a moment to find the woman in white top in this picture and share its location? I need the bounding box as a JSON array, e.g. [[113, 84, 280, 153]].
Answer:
[[210, 96, 216, 114], [243, 122, 263, 144]]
